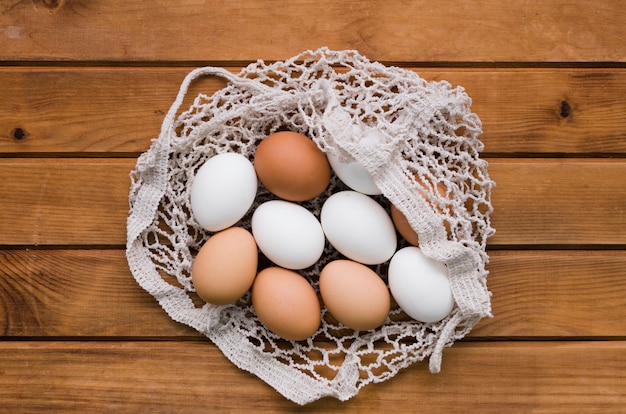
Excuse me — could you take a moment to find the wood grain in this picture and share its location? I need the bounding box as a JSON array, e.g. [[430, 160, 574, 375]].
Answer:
[[474, 250, 626, 337], [1, 158, 625, 246], [448, 69, 626, 155], [0, 68, 191, 154], [0, 249, 198, 338], [2, 249, 624, 338], [0, 158, 131, 245], [2, 0, 625, 410], [488, 158, 626, 246], [0, 341, 623, 413], [2, 68, 626, 155], [1, 1, 625, 63]]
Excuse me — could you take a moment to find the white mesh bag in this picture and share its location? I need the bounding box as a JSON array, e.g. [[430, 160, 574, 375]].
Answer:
[[126, 48, 495, 405]]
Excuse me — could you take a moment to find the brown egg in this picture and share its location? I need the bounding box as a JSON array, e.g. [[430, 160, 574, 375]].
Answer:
[[319, 260, 390, 331], [390, 204, 420, 246], [192, 227, 258, 305], [254, 131, 331, 201], [252, 267, 321, 341], [391, 178, 449, 246]]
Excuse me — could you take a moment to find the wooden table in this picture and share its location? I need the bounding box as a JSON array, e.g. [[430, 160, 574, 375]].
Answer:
[[1, 1, 625, 412]]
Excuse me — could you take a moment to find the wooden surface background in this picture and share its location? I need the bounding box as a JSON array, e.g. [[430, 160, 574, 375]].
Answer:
[[1, 1, 625, 412]]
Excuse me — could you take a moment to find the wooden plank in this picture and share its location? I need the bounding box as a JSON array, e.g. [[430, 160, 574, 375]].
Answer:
[[0, 340, 623, 412], [473, 250, 626, 337], [0, 249, 198, 338], [488, 158, 626, 246], [2, 249, 625, 338], [1, 1, 625, 63], [0, 158, 132, 245], [2, 158, 626, 246], [0, 68, 197, 154], [445, 69, 626, 155], [2, 68, 626, 155]]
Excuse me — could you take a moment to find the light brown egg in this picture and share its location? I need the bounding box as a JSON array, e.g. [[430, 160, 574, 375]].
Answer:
[[191, 227, 258, 305], [391, 178, 449, 246], [319, 260, 390, 331], [251, 267, 321, 341], [253, 131, 331, 201]]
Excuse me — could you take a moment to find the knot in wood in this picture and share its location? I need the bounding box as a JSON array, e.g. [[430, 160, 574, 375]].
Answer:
[[560, 100, 572, 118], [32, 0, 65, 13], [12, 128, 27, 141]]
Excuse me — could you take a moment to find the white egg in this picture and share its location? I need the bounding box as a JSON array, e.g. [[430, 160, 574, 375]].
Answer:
[[190, 153, 258, 232], [321, 190, 397, 265], [327, 130, 382, 195], [251, 200, 325, 270], [327, 154, 382, 195], [388, 246, 455, 323]]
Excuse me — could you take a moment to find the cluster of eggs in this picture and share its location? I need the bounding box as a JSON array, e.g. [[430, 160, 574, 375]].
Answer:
[[190, 131, 455, 341]]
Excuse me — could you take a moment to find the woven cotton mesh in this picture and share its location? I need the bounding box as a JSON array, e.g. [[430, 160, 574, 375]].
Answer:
[[126, 48, 495, 405]]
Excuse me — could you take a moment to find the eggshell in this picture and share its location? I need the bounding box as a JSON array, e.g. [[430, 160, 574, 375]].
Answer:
[[326, 130, 383, 195], [190, 153, 258, 232], [319, 260, 390, 331], [390, 179, 449, 246], [254, 131, 331, 201], [321, 191, 397, 265], [252, 267, 321, 341], [390, 205, 420, 246], [388, 246, 455, 323], [191, 227, 258, 305], [251, 200, 325, 270]]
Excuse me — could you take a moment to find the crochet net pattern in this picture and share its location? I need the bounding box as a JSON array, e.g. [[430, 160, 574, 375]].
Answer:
[[126, 48, 495, 405]]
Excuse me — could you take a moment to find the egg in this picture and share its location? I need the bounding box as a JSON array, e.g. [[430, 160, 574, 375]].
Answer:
[[390, 205, 420, 246], [321, 191, 397, 265], [253, 131, 331, 201], [251, 200, 325, 270], [319, 260, 390, 331], [190, 153, 258, 232], [390, 179, 449, 246], [326, 129, 383, 195], [252, 267, 321, 341], [191, 227, 258, 305], [388, 246, 455, 323]]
